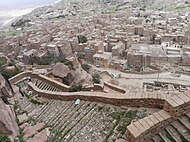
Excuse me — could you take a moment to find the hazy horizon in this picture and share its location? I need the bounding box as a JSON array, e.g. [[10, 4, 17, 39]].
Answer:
[[0, 0, 58, 10]]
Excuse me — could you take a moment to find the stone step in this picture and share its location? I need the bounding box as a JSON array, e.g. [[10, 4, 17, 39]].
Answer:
[[40, 83, 49, 90], [48, 102, 75, 127], [185, 112, 190, 119], [19, 98, 31, 109], [26, 103, 38, 113], [65, 109, 101, 141], [46, 101, 71, 125], [51, 101, 77, 130], [43, 100, 68, 123], [152, 135, 163, 142], [158, 130, 173, 142], [44, 85, 51, 90], [36, 80, 42, 86], [49, 102, 84, 141], [37, 83, 44, 89], [64, 111, 97, 142], [28, 99, 52, 118], [165, 125, 182, 142], [178, 116, 190, 131], [35, 100, 56, 120], [53, 102, 90, 131], [50, 103, 95, 141], [57, 102, 91, 131], [37, 100, 59, 121], [172, 120, 190, 141], [50, 87, 56, 92], [58, 104, 97, 141]]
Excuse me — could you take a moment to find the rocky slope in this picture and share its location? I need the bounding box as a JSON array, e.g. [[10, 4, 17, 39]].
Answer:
[[0, 74, 18, 141], [10, 0, 190, 28]]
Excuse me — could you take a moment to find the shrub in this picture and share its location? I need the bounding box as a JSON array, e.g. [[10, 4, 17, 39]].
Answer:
[[76, 52, 85, 59], [63, 60, 73, 70], [1, 96, 9, 105], [30, 98, 44, 105], [0, 67, 14, 79], [17, 128, 24, 142], [92, 74, 100, 84], [0, 65, 22, 80], [69, 84, 87, 92], [77, 35, 87, 43], [81, 64, 90, 72], [112, 110, 137, 135], [0, 57, 7, 66], [0, 133, 11, 142], [28, 55, 73, 69]]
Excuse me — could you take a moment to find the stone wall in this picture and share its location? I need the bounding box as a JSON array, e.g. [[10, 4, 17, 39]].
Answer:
[[10, 71, 104, 92], [88, 84, 104, 92], [104, 82, 126, 94], [28, 82, 165, 108], [9, 71, 70, 92], [127, 90, 190, 142]]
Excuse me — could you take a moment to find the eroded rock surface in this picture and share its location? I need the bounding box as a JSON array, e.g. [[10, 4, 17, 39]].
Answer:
[[0, 74, 18, 140]]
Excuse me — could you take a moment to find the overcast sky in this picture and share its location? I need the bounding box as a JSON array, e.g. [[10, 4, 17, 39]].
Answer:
[[0, 0, 56, 10]]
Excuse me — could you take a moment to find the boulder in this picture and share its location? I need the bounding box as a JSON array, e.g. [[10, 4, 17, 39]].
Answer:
[[27, 128, 50, 142], [24, 122, 45, 139], [52, 56, 93, 87], [52, 63, 74, 85], [52, 63, 70, 78]]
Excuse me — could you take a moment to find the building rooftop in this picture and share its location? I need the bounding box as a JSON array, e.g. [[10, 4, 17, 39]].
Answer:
[[93, 52, 112, 60]]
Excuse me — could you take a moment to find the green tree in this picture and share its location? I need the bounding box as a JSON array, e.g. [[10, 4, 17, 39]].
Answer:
[[0, 57, 7, 66], [69, 84, 87, 92], [81, 64, 90, 72], [92, 74, 100, 84], [77, 35, 87, 43]]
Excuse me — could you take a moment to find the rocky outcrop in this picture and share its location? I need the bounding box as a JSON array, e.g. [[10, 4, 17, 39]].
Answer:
[[52, 56, 93, 87], [67, 55, 93, 87], [52, 63, 74, 85], [0, 74, 18, 140], [11, 18, 31, 27]]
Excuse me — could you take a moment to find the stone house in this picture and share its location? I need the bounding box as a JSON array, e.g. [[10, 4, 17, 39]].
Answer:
[[112, 42, 125, 58], [93, 51, 112, 68], [47, 44, 60, 56]]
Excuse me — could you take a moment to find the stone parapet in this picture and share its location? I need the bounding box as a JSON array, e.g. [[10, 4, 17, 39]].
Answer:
[[9, 71, 70, 92], [126, 110, 172, 142], [104, 81, 126, 93], [27, 82, 165, 108]]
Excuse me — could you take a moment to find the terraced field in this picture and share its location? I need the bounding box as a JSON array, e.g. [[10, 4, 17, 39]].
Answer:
[[14, 78, 150, 142]]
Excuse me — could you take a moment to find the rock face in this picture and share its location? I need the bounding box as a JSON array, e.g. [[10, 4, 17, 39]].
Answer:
[[67, 55, 94, 87], [52, 56, 93, 87], [0, 74, 18, 140]]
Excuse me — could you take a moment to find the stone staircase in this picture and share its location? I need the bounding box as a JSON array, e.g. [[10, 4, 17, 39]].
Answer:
[[12, 71, 190, 142], [152, 112, 190, 142], [14, 78, 145, 142]]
